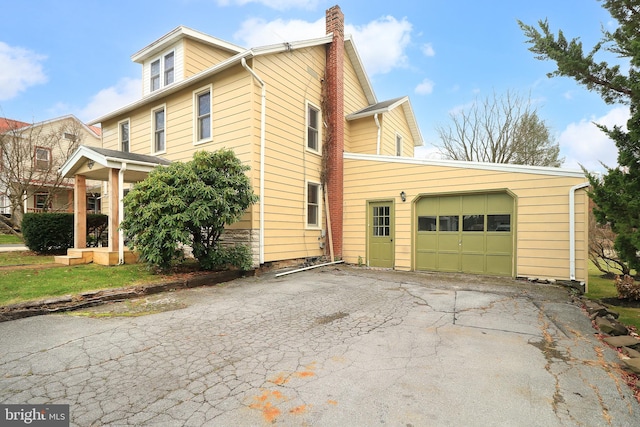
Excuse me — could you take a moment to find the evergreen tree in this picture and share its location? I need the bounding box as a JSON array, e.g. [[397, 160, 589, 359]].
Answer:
[[519, 1, 640, 270]]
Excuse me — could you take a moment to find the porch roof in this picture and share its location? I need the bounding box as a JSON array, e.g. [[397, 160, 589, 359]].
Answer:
[[60, 145, 171, 182]]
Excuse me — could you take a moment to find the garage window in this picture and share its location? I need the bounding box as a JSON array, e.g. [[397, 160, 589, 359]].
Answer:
[[418, 216, 437, 231], [488, 214, 510, 232], [439, 215, 459, 232], [463, 215, 484, 232]]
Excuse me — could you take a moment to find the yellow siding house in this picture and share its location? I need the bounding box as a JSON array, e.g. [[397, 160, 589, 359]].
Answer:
[[59, 6, 589, 286]]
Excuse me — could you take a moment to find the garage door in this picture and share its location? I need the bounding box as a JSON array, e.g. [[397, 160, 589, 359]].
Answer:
[[415, 193, 514, 275]]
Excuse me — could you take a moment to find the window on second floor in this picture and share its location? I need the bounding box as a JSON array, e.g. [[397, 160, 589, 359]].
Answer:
[[152, 107, 166, 154], [396, 134, 403, 156], [194, 87, 212, 144], [35, 147, 51, 170], [307, 182, 321, 228], [306, 101, 321, 153], [34, 192, 50, 211], [63, 132, 77, 141], [119, 119, 130, 152]]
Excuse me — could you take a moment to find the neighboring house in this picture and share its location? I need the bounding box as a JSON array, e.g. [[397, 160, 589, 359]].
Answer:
[[59, 6, 590, 286], [0, 115, 102, 223]]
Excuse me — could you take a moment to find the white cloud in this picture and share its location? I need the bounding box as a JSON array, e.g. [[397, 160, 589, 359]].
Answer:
[[234, 17, 325, 47], [421, 43, 435, 57], [80, 77, 141, 122], [234, 14, 413, 76], [415, 78, 434, 95], [0, 42, 47, 101], [559, 106, 629, 172], [216, 0, 320, 10]]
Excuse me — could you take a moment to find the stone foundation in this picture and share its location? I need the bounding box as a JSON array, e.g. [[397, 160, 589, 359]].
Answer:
[[220, 228, 260, 267]]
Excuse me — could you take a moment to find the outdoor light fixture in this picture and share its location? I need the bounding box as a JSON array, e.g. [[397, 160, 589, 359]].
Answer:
[[87, 160, 95, 169], [400, 191, 406, 202]]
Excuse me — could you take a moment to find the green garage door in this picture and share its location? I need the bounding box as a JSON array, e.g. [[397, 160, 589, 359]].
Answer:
[[415, 193, 514, 276]]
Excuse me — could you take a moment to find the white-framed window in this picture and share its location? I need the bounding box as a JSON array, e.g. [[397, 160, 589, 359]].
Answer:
[[151, 105, 166, 154], [150, 59, 160, 92], [164, 51, 175, 86], [306, 181, 322, 228], [396, 133, 403, 156], [63, 132, 77, 141], [150, 51, 176, 93], [193, 85, 212, 144], [119, 119, 130, 152], [34, 147, 51, 170], [306, 101, 321, 153]]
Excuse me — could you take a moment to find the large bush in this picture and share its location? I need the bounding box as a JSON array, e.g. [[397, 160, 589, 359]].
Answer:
[[87, 214, 108, 247], [121, 149, 258, 270], [22, 213, 73, 254]]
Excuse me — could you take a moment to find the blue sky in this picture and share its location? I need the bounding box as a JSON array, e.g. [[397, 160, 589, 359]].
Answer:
[[0, 0, 628, 172]]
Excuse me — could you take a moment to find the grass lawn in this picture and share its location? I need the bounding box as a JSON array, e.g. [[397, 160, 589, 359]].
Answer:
[[586, 262, 640, 331], [0, 234, 23, 244], [0, 251, 55, 267], [0, 263, 162, 306]]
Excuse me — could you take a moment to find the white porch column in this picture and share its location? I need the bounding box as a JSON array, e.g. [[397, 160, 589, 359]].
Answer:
[[108, 168, 119, 251]]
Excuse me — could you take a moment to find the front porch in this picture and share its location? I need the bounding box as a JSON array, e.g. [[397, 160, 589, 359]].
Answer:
[[56, 146, 171, 266], [55, 247, 139, 266]]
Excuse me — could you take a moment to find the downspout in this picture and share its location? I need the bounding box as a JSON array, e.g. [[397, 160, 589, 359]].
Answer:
[[118, 163, 127, 265], [241, 57, 266, 264], [374, 113, 381, 155], [569, 182, 589, 281]]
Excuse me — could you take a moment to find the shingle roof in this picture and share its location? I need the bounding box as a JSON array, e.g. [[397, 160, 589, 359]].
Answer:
[[0, 117, 30, 133]]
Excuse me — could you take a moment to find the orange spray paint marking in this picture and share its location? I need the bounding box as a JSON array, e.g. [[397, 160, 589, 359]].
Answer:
[[327, 400, 338, 405], [270, 375, 289, 385], [289, 405, 308, 415], [249, 390, 286, 423]]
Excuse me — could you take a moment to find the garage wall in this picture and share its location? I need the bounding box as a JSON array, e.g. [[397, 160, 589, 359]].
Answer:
[[343, 154, 589, 283]]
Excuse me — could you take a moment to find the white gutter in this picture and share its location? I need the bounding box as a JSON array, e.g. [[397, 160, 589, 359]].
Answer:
[[241, 57, 266, 264], [118, 163, 127, 265], [569, 182, 590, 281], [374, 113, 381, 155]]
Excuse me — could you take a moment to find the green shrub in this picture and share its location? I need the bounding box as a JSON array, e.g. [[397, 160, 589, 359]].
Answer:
[[22, 213, 73, 254], [199, 245, 253, 271]]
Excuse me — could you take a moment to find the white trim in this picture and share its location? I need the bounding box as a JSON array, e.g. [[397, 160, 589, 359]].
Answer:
[[151, 104, 167, 155], [305, 100, 322, 155], [131, 26, 244, 63], [192, 84, 213, 146], [344, 152, 587, 178], [305, 180, 322, 229], [569, 182, 590, 283], [118, 118, 130, 152]]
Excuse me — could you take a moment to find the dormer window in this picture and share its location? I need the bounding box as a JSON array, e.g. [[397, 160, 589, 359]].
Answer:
[[164, 52, 174, 86], [150, 51, 176, 93], [150, 60, 160, 91]]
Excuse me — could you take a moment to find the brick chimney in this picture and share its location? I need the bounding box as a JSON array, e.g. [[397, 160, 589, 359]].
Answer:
[[325, 5, 344, 259]]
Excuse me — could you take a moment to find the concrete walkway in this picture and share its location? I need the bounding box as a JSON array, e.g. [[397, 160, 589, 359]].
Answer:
[[0, 244, 28, 252], [0, 266, 637, 426]]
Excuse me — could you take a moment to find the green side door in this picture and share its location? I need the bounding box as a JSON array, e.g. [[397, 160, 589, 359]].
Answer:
[[368, 201, 394, 268]]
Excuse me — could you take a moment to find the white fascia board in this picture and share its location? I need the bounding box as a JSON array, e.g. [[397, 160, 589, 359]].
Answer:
[[344, 152, 586, 178], [251, 35, 333, 56], [59, 145, 109, 177], [400, 100, 424, 146], [344, 36, 376, 105]]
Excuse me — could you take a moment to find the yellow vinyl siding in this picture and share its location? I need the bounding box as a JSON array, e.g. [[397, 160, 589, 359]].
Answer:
[[380, 107, 413, 157], [343, 157, 589, 282], [182, 38, 238, 78], [348, 117, 378, 154], [249, 48, 326, 262], [343, 53, 371, 152]]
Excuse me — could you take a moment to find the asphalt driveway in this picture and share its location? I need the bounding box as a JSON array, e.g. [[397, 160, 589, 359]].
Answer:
[[0, 266, 638, 426]]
